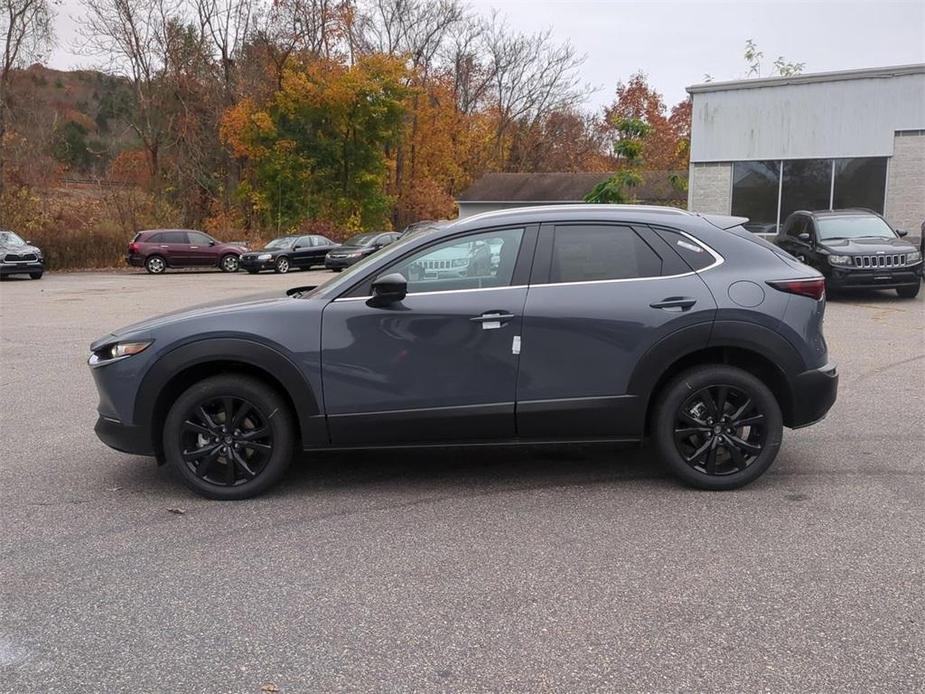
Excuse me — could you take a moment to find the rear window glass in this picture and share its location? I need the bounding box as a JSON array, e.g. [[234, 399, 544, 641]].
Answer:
[[651, 228, 715, 271], [550, 225, 662, 283]]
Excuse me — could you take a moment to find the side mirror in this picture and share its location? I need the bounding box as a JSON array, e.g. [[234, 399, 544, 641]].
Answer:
[[293, 245, 302, 250], [209, 240, 216, 246], [897, 229, 908, 238], [368, 272, 407, 307], [798, 232, 811, 243]]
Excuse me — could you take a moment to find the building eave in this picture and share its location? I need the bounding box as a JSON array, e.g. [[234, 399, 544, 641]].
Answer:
[[686, 63, 925, 95]]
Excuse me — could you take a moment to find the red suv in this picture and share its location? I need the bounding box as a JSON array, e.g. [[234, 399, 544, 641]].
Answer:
[[128, 229, 247, 274]]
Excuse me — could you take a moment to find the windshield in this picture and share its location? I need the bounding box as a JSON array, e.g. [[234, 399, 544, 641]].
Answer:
[[344, 233, 379, 246], [817, 215, 896, 241], [266, 237, 296, 249], [0, 231, 26, 246]]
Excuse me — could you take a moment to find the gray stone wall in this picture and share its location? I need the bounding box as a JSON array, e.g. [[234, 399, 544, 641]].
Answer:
[[688, 162, 732, 215], [885, 131, 925, 234]]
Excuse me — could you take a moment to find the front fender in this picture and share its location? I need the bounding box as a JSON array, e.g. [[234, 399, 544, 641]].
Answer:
[[134, 337, 327, 450]]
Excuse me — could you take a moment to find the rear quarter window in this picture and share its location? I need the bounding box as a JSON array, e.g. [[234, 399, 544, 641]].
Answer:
[[651, 227, 716, 271]]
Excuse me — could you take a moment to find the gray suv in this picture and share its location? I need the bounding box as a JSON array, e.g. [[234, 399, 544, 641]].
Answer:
[[89, 205, 838, 499]]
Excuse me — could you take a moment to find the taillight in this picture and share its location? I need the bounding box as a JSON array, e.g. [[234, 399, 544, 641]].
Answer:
[[767, 278, 826, 300], [129, 242, 138, 253]]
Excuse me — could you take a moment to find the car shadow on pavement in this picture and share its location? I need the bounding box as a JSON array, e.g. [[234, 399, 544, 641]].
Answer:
[[279, 443, 667, 494], [826, 288, 921, 303]]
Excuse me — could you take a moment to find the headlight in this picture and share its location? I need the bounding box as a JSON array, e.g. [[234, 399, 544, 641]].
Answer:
[[827, 255, 853, 267], [346, 251, 362, 257], [89, 340, 152, 366], [906, 250, 922, 264], [257, 253, 272, 261]]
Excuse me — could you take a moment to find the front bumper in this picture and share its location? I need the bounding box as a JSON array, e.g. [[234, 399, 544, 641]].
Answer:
[[95, 415, 154, 456], [825, 263, 922, 290], [788, 362, 838, 428], [325, 255, 363, 269], [239, 256, 276, 271], [0, 261, 43, 275]]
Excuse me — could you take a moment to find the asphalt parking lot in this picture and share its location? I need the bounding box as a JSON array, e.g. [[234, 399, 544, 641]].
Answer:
[[1, 269, 922, 692]]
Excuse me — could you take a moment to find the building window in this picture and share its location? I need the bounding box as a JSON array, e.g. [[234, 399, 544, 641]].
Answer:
[[730, 157, 889, 232], [780, 159, 832, 222], [731, 161, 780, 234], [833, 157, 887, 213]]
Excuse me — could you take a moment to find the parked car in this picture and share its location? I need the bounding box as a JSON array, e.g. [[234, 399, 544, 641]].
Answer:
[[89, 205, 839, 500], [775, 209, 923, 298], [324, 232, 401, 271], [240, 235, 339, 274], [0, 230, 44, 280], [127, 229, 247, 274]]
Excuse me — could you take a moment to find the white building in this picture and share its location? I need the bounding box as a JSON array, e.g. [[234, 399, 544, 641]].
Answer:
[[687, 64, 925, 234]]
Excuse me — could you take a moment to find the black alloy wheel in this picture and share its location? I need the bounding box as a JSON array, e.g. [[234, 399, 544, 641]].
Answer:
[[180, 395, 274, 486], [673, 385, 766, 476], [653, 365, 782, 490], [163, 375, 294, 499]]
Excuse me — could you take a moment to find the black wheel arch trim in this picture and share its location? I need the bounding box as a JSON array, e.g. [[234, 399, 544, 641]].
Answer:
[[134, 337, 326, 454], [628, 320, 807, 431]]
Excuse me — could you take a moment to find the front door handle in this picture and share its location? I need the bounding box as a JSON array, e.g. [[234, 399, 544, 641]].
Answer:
[[470, 311, 515, 329], [650, 297, 697, 312]]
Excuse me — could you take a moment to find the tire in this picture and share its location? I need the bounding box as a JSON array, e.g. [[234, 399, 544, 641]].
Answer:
[[274, 256, 290, 274], [331, 267, 342, 273], [29, 272, 43, 280], [652, 365, 783, 490], [896, 283, 920, 299], [220, 254, 240, 273], [162, 375, 295, 500], [145, 255, 167, 274]]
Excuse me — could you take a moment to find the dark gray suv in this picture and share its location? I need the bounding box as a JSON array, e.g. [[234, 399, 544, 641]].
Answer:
[[89, 205, 838, 499]]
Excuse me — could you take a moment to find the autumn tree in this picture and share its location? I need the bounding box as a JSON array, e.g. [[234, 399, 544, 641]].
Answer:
[[1, 0, 54, 194], [222, 54, 409, 232]]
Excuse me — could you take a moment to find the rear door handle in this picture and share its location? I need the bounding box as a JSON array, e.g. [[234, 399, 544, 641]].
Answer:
[[650, 297, 697, 312], [470, 311, 515, 329]]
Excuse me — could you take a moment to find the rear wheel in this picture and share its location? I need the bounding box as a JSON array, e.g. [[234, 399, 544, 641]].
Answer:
[[220, 254, 240, 272], [896, 283, 920, 298], [275, 256, 290, 274], [162, 375, 295, 499], [653, 365, 782, 490], [145, 255, 166, 274]]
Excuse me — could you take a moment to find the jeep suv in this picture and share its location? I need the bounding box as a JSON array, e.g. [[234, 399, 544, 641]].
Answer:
[[775, 209, 923, 298], [90, 205, 838, 499], [128, 229, 247, 274]]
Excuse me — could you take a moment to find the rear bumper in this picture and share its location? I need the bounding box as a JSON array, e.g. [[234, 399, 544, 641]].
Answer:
[[0, 261, 43, 275], [95, 415, 154, 456], [788, 362, 838, 428], [127, 254, 145, 267], [826, 264, 922, 290]]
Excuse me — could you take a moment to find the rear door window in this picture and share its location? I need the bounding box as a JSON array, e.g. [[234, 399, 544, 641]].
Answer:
[[162, 231, 189, 244], [549, 224, 662, 283]]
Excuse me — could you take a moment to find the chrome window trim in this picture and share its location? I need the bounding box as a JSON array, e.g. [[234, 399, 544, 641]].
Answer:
[[331, 229, 724, 302]]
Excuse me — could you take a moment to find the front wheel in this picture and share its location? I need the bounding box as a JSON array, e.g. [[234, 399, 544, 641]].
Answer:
[[652, 365, 783, 490], [274, 256, 290, 274], [896, 283, 920, 299], [29, 272, 43, 280], [162, 375, 295, 499], [220, 254, 240, 273]]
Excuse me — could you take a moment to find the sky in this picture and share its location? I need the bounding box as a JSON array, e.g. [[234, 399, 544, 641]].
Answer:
[[47, 0, 925, 113]]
